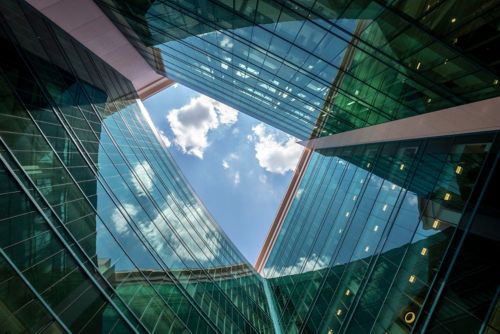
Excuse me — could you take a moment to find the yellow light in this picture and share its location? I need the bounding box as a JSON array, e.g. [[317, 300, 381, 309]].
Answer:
[[455, 166, 463, 175], [367, 162, 371, 168], [421, 247, 428, 256], [405, 311, 416, 324], [400, 163, 405, 171], [451, 17, 456, 23], [494, 79, 499, 85], [444, 192, 452, 201], [345, 289, 351, 296], [427, 98, 432, 103], [416, 62, 421, 70], [433, 219, 441, 229], [336, 309, 343, 316], [408, 275, 416, 284], [328, 329, 334, 334]]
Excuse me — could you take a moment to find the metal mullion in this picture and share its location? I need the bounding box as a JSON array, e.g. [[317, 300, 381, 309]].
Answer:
[[277, 157, 349, 325], [367, 138, 452, 332], [296, 159, 376, 330], [300, 146, 384, 330], [372, 0, 500, 80], [294, 164, 383, 331], [416, 133, 500, 333], [93, 101, 259, 334], [60, 47, 224, 334], [101, 1, 366, 127], [0, 72, 158, 331], [0, 245, 70, 333], [122, 109, 243, 271], [0, 148, 117, 334], [85, 91, 266, 327], [276, 155, 337, 279], [4, 14, 195, 331], [338, 142, 422, 332], [0, 64, 151, 333], [287, 0, 469, 105], [278, 158, 359, 326], [127, 112, 250, 272], [131, 118, 271, 316], [111, 108, 226, 268], [266, 154, 325, 278]]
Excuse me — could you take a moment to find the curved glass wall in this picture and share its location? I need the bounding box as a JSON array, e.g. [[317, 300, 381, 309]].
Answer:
[[0, 1, 273, 333]]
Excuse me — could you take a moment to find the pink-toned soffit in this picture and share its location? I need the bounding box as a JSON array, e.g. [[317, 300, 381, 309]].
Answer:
[[302, 96, 500, 150], [27, 0, 173, 99]]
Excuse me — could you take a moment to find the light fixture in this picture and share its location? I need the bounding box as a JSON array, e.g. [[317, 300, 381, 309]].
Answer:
[[432, 219, 440, 229], [455, 166, 463, 175], [366, 162, 371, 168], [338, 228, 343, 234], [373, 225, 379, 232], [421, 247, 428, 256], [408, 275, 416, 284], [416, 62, 421, 70], [353, 195, 357, 201], [347, 100, 355, 106], [451, 17, 456, 23], [494, 79, 499, 85], [345, 212, 350, 217], [391, 184, 396, 190], [382, 204, 388, 211], [336, 309, 343, 316], [404, 311, 416, 324], [345, 289, 351, 296], [427, 98, 432, 103], [328, 329, 334, 334], [400, 163, 405, 171], [444, 192, 452, 201], [364, 246, 370, 252]]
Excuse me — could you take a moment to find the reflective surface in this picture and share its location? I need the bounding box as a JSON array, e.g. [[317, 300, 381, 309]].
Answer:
[[97, 0, 500, 140], [0, 1, 272, 333], [263, 133, 500, 333]]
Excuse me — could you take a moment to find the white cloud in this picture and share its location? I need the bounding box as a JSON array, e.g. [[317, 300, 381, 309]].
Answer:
[[222, 160, 230, 169], [264, 253, 329, 278], [233, 171, 240, 185], [220, 35, 234, 48], [167, 95, 238, 158], [111, 203, 138, 235], [252, 123, 303, 174], [131, 161, 154, 195], [159, 130, 171, 147]]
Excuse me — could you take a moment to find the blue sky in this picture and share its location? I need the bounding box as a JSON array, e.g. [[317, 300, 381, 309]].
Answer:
[[143, 84, 303, 264]]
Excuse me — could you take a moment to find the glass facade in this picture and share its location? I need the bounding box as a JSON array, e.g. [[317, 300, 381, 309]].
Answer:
[[1, 1, 499, 333], [263, 132, 500, 333], [0, 1, 272, 333], [96, 0, 500, 139]]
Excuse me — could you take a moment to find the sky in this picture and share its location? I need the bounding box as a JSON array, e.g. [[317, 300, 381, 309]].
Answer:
[[143, 84, 304, 264]]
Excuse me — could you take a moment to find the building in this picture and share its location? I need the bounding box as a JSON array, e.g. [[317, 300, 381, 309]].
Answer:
[[0, 1, 273, 333], [0, 0, 499, 333]]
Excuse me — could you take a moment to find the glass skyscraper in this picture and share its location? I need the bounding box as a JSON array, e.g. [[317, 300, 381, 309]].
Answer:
[[1, 0, 499, 333], [0, 1, 272, 333]]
